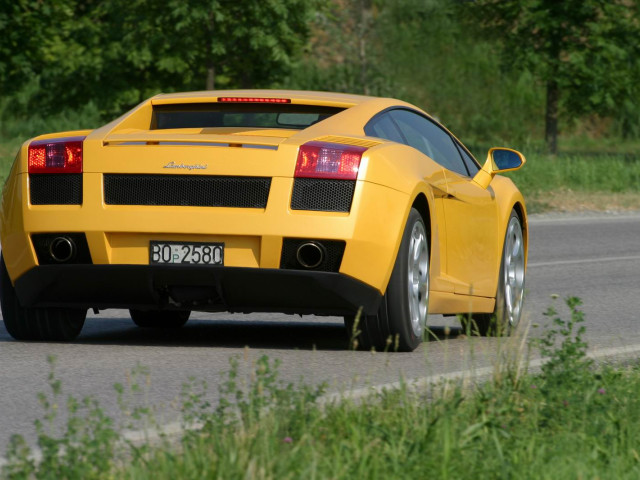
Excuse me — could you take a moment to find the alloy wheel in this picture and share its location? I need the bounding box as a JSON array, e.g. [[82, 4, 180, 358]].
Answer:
[[407, 220, 429, 338], [503, 216, 525, 327]]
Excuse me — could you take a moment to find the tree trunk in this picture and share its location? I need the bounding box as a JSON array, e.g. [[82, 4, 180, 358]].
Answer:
[[545, 79, 559, 155], [206, 63, 215, 90]]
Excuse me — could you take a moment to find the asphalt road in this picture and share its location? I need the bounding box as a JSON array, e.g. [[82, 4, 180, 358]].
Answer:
[[1, 212, 640, 452]]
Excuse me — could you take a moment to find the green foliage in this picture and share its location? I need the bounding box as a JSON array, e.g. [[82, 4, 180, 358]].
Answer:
[[288, 0, 546, 146], [537, 296, 592, 386], [0, 0, 322, 119], [0, 99, 102, 141], [0, 0, 128, 117], [5, 311, 640, 478], [465, 1, 638, 93], [463, 0, 640, 150], [2, 0, 639, 149], [118, 0, 320, 93], [0, 97, 102, 183], [505, 153, 640, 194]]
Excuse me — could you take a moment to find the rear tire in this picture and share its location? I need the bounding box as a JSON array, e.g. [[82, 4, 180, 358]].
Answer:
[[0, 255, 86, 341], [129, 309, 190, 328], [346, 208, 429, 352], [461, 210, 525, 336]]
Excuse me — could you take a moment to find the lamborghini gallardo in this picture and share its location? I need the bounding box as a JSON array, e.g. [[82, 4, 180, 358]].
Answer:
[[0, 90, 527, 351]]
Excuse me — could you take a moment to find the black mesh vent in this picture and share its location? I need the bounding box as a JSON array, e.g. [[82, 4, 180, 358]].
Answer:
[[291, 178, 355, 212], [30, 174, 82, 205], [280, 239, 346, 272], [31, 233, 92, 265], [104, 174, 271, 208]]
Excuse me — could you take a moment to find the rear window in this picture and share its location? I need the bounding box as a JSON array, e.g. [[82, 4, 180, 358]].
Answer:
[[152, 103, 345, 130]]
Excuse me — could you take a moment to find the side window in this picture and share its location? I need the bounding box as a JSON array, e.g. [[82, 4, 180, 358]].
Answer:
[[456, 142, 480, 175], [384, 110, 435, 158], [364, 113, 405, 144], [389, 109, 470, 176]]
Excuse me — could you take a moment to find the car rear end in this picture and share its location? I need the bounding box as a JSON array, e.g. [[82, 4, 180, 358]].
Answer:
[[1, 91, 412, 319]]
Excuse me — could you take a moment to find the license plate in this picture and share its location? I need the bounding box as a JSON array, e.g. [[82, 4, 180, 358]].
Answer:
[[150, 241, 224, 265]]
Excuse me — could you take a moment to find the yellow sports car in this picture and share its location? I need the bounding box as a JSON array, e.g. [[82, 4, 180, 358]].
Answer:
[[0, 90, 527, 351]]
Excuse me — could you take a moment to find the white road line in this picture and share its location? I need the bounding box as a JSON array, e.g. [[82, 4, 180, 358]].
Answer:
[[528, 213, 640, 225], [528, 255, 640, 268], [323, 343, 640, 402], [319, 364, 500, 404], [3, 342, 640, 469]]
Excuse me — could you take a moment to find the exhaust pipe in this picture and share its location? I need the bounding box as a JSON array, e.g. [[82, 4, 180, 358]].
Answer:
[[49, 236, 75, 263], [296, 242, 325, 269]]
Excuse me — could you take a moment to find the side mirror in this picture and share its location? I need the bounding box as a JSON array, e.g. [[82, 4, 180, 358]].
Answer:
[[473, 147, 526, 189]]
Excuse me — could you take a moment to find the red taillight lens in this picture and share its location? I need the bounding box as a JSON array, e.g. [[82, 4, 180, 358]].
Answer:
[[218, 97, 291, 103], [28, 136, 85, 174], [295, 142, 366, 181]]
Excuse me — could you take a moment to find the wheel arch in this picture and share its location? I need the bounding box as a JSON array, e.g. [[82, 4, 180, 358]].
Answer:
[[411, 192, 432, 254], [511, 200, 528, 267], [406, 186, 446, 289], [374, 186, 437, 296]]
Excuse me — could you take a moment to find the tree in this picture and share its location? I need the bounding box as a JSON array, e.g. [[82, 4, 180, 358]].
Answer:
[[289, 0, 391, 96], [118, 0, 320, 91], [0, 0, 323, 119], [463, 0, 640, 154], [0, 0, 111, 113]]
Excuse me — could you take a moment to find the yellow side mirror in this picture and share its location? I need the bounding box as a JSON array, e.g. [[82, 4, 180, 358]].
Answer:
[[473, 147, 526, 189]]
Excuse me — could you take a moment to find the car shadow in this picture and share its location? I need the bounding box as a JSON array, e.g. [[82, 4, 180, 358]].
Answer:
[[0, 316, 463, 351], [0, 312, 464, 351]]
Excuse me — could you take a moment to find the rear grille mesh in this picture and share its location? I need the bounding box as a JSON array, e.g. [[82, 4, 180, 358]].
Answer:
[[104, 174, 271, 208], [30, 174, 82, 205], [291, 178, 355, 212]]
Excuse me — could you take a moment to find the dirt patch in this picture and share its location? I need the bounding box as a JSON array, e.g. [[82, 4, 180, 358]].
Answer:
[[527, 189, 640, 214]]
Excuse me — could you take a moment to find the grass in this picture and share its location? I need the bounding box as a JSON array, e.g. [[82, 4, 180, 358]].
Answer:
[[4, 297, 640, 479], [509, 154, 640, 194], [0, 139, 21, 181], [503, 153, 640, 213]]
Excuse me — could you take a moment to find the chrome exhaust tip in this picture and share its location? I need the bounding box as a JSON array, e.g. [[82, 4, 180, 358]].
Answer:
[[296, 242, 325, 269], [49, 236, 75, 263]]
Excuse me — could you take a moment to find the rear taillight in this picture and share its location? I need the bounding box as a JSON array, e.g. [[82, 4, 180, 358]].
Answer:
[[28, 136, 85, 174], [295, 142, 366, 181]]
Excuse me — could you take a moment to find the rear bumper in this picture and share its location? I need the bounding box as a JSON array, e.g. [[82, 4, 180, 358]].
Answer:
[[2, 173, 410, 294], [14, 265, 382, 316]]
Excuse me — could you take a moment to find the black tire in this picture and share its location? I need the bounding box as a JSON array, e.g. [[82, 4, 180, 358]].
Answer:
[[345, 208, 429, 352], [129, 309, 190, 328], [0, 254, 86, 341], [461, 209, 525, 336]]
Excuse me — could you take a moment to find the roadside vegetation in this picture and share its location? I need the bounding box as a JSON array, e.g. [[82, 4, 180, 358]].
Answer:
[[4, 297, 640, 479], [507, 154, 640, 213]]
